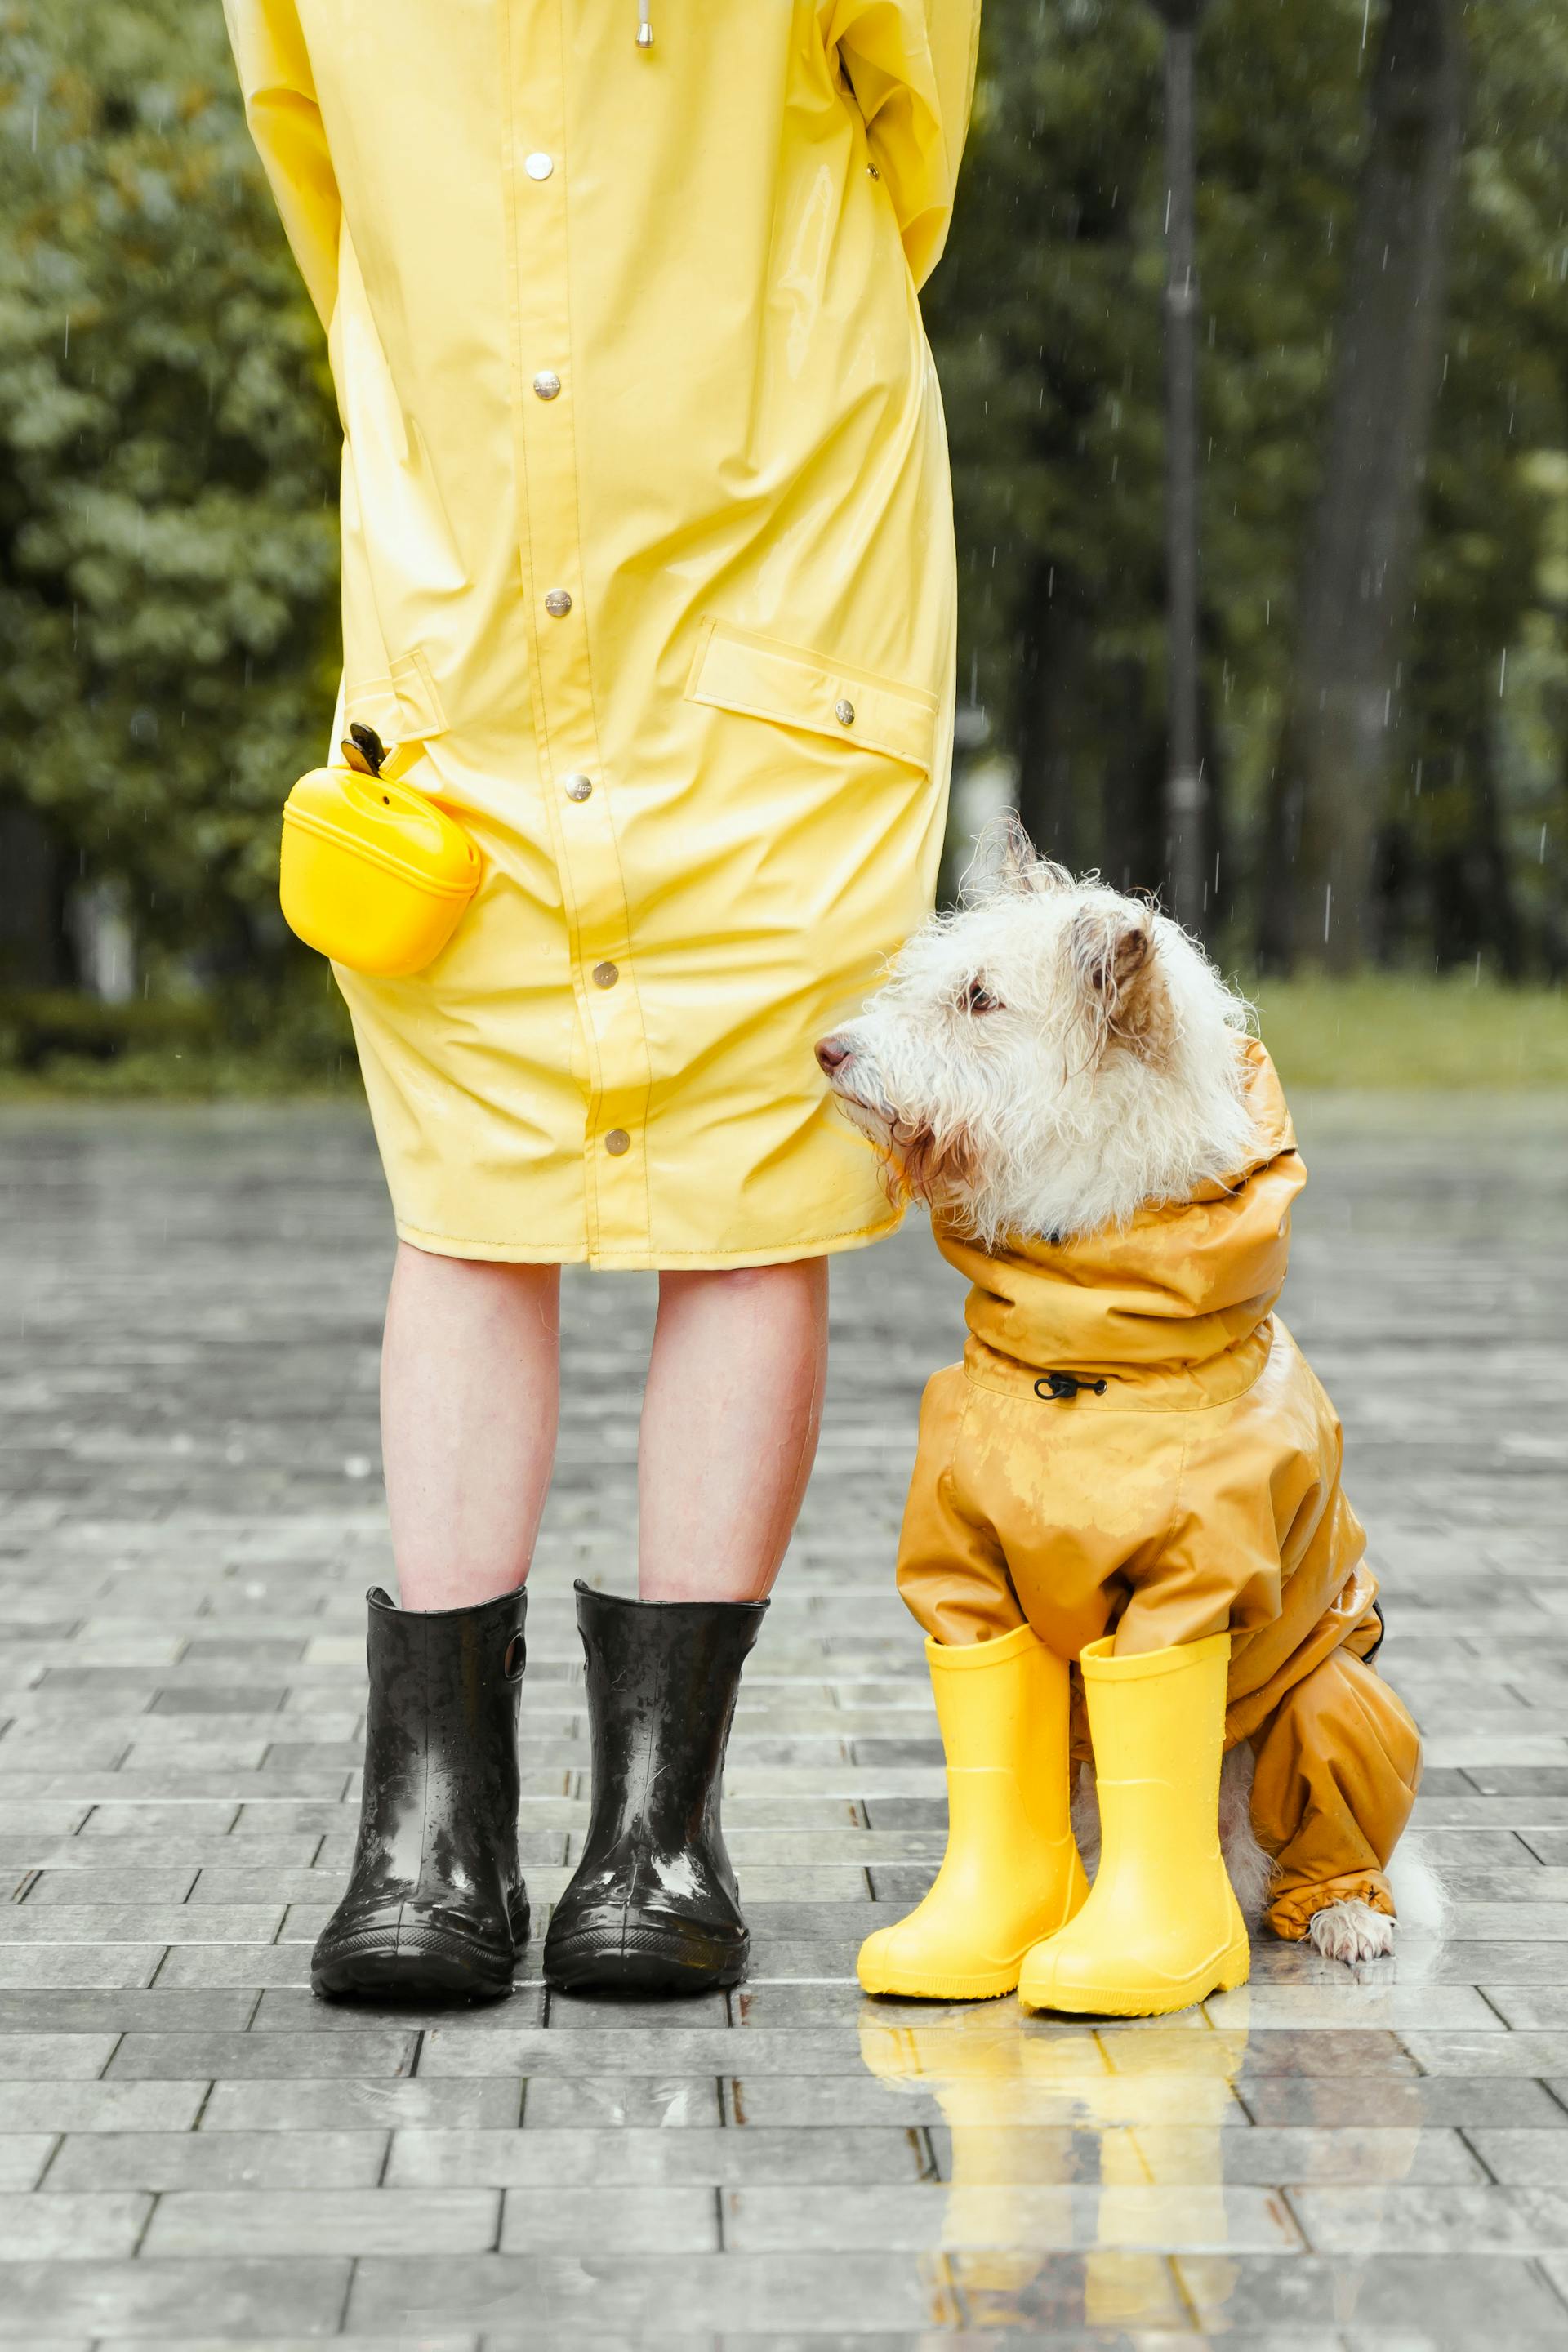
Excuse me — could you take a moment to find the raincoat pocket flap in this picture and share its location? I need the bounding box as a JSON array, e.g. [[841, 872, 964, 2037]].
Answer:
[[688, 621, 938, 772], [344, 646, 449, 748]]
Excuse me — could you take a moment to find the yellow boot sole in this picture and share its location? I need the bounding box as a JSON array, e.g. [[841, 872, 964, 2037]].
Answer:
[[857, 1952, 1027, 2002], [1020, 1932, 1251, 2020]]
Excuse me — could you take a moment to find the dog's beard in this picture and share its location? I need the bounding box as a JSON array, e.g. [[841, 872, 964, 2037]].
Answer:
[[827, 1082, 896, 1153], [830, 1087, 982, 1220]]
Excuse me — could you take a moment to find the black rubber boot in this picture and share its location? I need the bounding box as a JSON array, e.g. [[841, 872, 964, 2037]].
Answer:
[[543, 1582, 766, 1995], [312, 1584, 528, 2002]]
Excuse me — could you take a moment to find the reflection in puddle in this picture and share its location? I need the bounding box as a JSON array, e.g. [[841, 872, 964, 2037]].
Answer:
[[858, 1999, 1258, 2331]]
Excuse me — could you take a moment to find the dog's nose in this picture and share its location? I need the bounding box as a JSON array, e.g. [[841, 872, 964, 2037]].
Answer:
[[815, 1036, 852, 1076]]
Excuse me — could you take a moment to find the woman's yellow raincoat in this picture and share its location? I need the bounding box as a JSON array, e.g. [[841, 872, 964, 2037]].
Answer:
[[897, 1044, 1422, 1936], [225, 0, 978, 1267]]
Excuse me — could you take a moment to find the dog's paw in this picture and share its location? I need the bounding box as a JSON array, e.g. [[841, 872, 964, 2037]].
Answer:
[[1307, 1899, 1395, 1964]]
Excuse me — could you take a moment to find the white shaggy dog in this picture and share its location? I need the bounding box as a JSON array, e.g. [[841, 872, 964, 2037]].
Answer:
[[819, 821, 1438, 1968]]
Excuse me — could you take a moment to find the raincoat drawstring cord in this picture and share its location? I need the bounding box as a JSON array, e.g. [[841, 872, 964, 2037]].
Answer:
[[636, 2, 653, 49], [1035, 1371, 1108, 1402]]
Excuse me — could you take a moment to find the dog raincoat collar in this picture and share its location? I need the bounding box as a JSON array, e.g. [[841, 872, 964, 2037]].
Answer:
[[938, 1041, 1303, 1396]]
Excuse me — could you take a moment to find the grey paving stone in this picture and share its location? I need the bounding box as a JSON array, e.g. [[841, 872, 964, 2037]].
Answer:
[[105, 2029, 416, 2080], [546, 1986, 731, 2030], [1172, 2249, 1568, 2333], [1466, 2127, 1568, 2185], [5, 1098, 1566, 2330], [0, 2080, 206, 2132], [22, 1869, 199, 1909], [425, 2026, 960, 2079], [46, 2129, 390, 2191], [1291, 2180, 1568, 2252], [0, 1906, 284, 1945], [499, 2183, 718, 2252], [1401, 2030, 1568, 2074], [385, 2123, 929, 2189], [0, 1991, 256, 2035], [739, 2179, 1299, 2255], [199, 2074, 524, 2132], [143, 2186, 501, 2256], [185, 1868, 358, 1906], [68, 1804, 241, 1840], [520, 2075, 723, 2129], [0, 2034, 117, 2080], [149, 1946, 313, 1991], [0, 2191, 150, 2258], [0, 2254, 350, 2336], [0, 1948, 163, 1990], [0, 2136, 57, 2190], [95, 2342, 476, 2352], [346, 2249, 960, 2332], [250, 1985, 546, 2032]]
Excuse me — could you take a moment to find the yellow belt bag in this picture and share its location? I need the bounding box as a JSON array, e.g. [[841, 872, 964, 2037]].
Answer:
[[279, 724, 482, 978]]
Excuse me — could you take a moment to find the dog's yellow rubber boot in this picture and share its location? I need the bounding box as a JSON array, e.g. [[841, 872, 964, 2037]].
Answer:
[[858, 1622, 1088, 2001], [1018, 1630, 1250, 2020]]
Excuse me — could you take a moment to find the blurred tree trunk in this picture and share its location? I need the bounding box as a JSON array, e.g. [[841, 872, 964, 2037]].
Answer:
[[0, 804, 74, 988], [1546, 751, 1568, 982], [1467, 728, 1522, 982], [1260, 0, 1466, 973], [1430, 732, 1524, 978], [1013, 560, 1080, 867], [1102, 658, 1168, 898]]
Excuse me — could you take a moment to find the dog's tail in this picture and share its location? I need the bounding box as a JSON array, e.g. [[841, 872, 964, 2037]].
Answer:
[[1385, 1832, 1446, 1936]]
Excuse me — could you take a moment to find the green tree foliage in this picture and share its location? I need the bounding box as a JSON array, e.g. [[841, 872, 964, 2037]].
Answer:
[[0, 0, 337, 973], [1395, 0, 1568, 973], [1, 0, 1565, 1015], [928, 0, 1568, 968]]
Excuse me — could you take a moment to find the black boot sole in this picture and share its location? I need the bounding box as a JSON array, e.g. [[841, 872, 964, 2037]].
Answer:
[[543, 1914, 746, 1996], [312, 1893, 529, 2005]]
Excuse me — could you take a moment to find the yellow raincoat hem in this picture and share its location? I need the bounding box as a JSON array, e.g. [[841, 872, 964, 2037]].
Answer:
[[393, 1207, 906, 1272]]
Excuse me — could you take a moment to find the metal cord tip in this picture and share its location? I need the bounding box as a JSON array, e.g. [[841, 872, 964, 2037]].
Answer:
[[635, 23, 653, 47]]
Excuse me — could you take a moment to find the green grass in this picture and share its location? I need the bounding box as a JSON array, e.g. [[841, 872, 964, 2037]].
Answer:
[[2, 976, 1566, 1099], [1246, 975, 1568, 1090], [0, 985, 357, 1100], [0, 1048, 359, 1101]]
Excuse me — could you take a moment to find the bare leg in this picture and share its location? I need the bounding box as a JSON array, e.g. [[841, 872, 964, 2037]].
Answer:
[[381, 1243, 560, 1610], [638, 1260, 829, 1602]]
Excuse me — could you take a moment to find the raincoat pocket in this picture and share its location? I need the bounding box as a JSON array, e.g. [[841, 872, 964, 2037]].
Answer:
[[344, 646, 450, 752], [686, 619, 938, 774]]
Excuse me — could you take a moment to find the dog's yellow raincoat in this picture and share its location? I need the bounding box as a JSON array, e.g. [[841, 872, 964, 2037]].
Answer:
[[897, 1041, 1421, 1936], [225, 0, 976, 1267]]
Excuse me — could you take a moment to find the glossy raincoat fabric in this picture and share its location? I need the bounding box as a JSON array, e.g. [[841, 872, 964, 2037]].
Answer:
[[897, 1043, 1422, 1935], [225, 0, 977, 1267]]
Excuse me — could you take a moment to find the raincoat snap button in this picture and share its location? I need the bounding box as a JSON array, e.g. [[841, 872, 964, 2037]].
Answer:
[[835, 697, 856, 728], [545, 589, 573, 617], [564, 773, 594, 801], [604, 1129, 631, 1156], [524, 151, 555, 181], [593, 961, 620, 990], [532, 371, 562, 401]]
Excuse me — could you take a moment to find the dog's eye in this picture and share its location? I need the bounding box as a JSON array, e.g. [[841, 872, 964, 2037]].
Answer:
[[963, 979, 1001, 1014]]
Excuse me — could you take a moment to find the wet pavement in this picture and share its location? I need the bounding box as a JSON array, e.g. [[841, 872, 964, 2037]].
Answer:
[[0, 1091, 1566, 2348]]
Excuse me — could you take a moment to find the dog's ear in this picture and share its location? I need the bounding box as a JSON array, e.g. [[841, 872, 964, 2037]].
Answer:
[[1069, 902, 1163, 1051], [960, 813, 1069, 905]]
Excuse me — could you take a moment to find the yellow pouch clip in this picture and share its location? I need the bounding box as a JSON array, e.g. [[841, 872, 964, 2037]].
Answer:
[[279, 724, 481, 978]]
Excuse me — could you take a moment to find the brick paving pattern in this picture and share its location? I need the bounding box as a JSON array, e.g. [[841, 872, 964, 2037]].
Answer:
[[0, 1093, 1566, 2348]]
